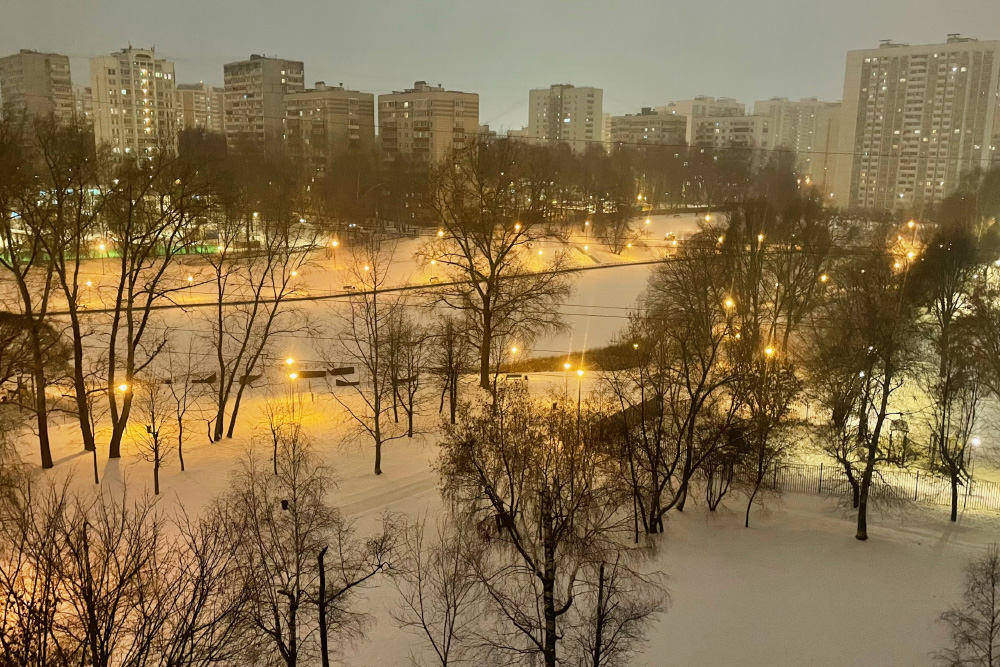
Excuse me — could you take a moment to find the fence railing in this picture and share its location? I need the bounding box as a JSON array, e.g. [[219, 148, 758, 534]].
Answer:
[[739, 462, 1000, 513]]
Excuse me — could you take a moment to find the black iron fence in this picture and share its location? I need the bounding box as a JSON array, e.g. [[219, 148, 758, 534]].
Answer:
[[742, 462, 1000, 513]]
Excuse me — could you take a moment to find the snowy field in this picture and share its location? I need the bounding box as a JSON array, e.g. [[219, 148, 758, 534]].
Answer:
[[16, 210, 1000, 665], [22, 383, 1000, 667]]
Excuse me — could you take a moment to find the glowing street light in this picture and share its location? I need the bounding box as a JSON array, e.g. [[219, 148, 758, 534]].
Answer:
[[576, 369, 584, 377], [820, 274, 829, 283], [288, 372, 298, 380], [724, 298, 735, 309], [331, 240, 339, 247], [285, 357, 295, 365], [364, 265, 370, 272], [291, 270, 298, 277], [117, 383, 129, 393], [86, 281, 93, 287], [437, 230, 444, 237], [538, 250, 543, 255], [972, 437, 982, 448], [563, 363, 572, 370], [757, 234, 764, 243], [907, 220, 916, 229], [514, 222, 521, 231], [510, 346, 518, 354], [187, 275, 193, 283], [632, 342, 639, 350], [764, 346, 775, 357], [99, 243, 106, 252]]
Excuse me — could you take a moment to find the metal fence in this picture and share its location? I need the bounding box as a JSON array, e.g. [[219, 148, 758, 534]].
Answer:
[[746, 462, 1000, 513]]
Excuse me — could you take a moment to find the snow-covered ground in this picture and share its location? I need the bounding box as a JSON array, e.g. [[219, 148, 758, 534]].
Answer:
[[16, 211, 1000, 665], [21, 381, 999, 667]]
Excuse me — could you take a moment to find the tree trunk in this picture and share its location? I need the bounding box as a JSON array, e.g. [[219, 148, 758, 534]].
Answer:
[[31, 359, 53, 469], [318, 547, 330, 667], [592, 563, 606, 667], [68, 314, 96, 451], [479, 307, 492, 390], [225, 379, 250, 439], [153, 453, 160, 495], [374, 437, 382, 475], [950, 475, 958, 522]]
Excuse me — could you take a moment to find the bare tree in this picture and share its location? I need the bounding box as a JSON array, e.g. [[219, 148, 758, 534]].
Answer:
[[439, 385, 665, 667], [387, 310, 428, 438], [424, 139, 572, 389], [0, 119, 60, 468], [390, 515, 485, 667], [203, 168, 314, 441], [221, 423, 396, 666], [328, 232, 408, 475], [130, 378, 176, 495], [164, 343, 201, 472], [101, 149, 210, 459], [602, 242, 739, 536], [428, 313, 474, 425], [20, 117, 107, 454], [937, 545, 1000, 667]]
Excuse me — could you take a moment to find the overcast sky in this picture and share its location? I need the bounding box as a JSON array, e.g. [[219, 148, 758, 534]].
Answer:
[[4, 0, 999, 131]]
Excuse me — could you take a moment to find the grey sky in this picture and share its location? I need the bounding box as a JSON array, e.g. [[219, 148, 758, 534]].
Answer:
[[3, 0, 999, 131]]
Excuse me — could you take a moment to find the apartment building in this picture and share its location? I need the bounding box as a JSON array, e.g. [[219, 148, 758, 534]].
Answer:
[[0, 49, 74, 122], [176, 82, 225, 134], [608, 107, 687, 148], [378, 81, 479, 163], [72, 85, 93, 125], [526, 84, 603, 152], [658, 96, 746, 145], [224, 54, 304, 149], [753, 96, 842, 186], [834, 35, 1000, 211], [90, 47, 177, 155], [285, 82, 375, 175], [691, 115, 772, 151]]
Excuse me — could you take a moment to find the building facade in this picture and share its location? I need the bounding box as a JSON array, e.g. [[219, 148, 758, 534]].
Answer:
[[609, 107, 687, 148], [90, 47, 177, 155], [753, 97, 842, 186], [72, 85, 93, 125], [176, 82, 225, 134], [526, 84, 603, 152], [834, 35, 1000, 211], [224, 54, 304, 149], [0, 49, 74, 122], [657, 96, 746, 145], [691, 115, 772, 151], [285, 82, 375, 175], [378, 81, 479, 163]]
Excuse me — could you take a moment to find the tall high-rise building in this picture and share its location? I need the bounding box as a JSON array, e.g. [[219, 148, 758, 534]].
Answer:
[[176, 82, 225, 134], [609, 107, 687, 148], [285, 82, 375, 175], [72, 85, 93, 125], [0, 49, 73, 122], [90, 47, 177, 155], [526, 84, 603, 152], [834, 35, 1000, 211], [223, 54, 304, 149], [753, 97, 842, 185], [658, 96, 746, 145], [378, 81, 479, 163]]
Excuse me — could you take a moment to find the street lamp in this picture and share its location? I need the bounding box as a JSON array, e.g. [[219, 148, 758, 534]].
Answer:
[[764, 346, 775, 358], [285, 357, 295, 365]]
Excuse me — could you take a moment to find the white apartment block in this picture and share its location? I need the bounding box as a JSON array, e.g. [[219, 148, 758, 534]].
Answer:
[[378, 81, 479, 163], [658, 96, 746, 145], [285, 82, 375, 175], [224, 54, 304, 149], [753, 97, 842, 187], [609, 107, 687, 148], [526, 84, 603, 152], [176, 82, 225, 134], [0, 49, 74, 122], [834, 35, 1000, 211], [90, 47, 177, 155]]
